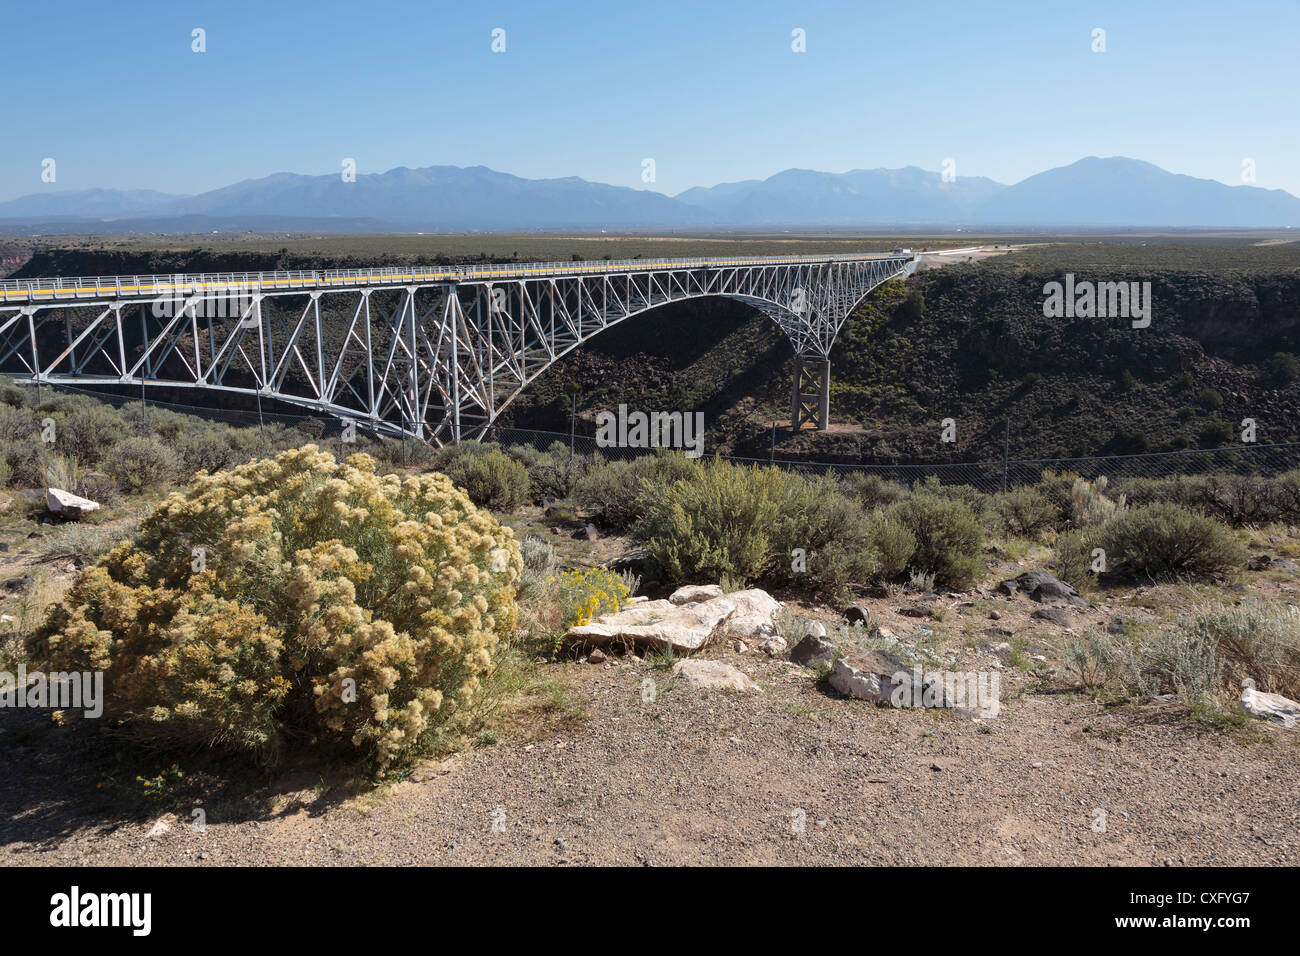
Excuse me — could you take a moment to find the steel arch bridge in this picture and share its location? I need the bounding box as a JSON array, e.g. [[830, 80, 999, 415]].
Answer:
[[0, 251, 917, 443]]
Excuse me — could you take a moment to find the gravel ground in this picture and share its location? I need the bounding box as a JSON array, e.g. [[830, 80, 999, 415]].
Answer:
[[3, 646, 1297, 867]]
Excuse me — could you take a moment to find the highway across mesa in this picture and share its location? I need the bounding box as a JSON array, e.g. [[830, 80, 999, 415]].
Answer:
[[0, 251, 916, 304]]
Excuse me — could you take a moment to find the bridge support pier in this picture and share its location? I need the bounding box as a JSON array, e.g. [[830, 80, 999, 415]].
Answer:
[[790, 355, 831, 431]]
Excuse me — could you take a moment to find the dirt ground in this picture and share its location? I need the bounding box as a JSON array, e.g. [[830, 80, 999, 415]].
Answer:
[[2, 490, 1299, 867], [3, 570, 1298, 867]]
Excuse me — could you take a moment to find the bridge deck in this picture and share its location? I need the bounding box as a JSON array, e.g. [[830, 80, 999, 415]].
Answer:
[[0, 252, 914, 304]]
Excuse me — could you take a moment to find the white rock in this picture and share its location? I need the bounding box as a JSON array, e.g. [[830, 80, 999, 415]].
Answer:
[[805, 621, 827, 639], [670, 659, 761, 693], [567, 598, 735, 653], [717, 588, 783, 639], [668, 584, 724, 606], [757, 635, 788, 657], [828, 658, 893, 703], [46, 487, 100, 518], [1239, 682, 1300, 728]]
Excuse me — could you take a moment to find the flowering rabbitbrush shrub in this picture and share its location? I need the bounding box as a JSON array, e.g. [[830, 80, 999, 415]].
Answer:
[[29, 446, 521, 770]]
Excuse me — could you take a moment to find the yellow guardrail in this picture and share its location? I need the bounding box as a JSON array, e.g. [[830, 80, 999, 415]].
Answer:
[[0, 252, 912, 303]]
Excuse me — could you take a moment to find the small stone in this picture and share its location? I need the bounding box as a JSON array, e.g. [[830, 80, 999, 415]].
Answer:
[[670, 659, 761, 693], [790, 633, 837, 668], [843, 605, 871, 626], [669, 584, 725, 605], [47, 487, 101, 519], [1031, 607, 1073, 627], [587, 649, 607, 664]]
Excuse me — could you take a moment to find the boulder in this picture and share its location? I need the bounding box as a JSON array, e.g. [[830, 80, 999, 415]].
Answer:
[[827, 650, 910, 704], [1031, 607, 1074, 628], [998, 571, 1084, 607], [669, 584, 724, 606], [542, 498, 576, 518], [606, 549, 652, 577], [566, 597, 735, 653], [790, 633, 837, 668], [570, 586, 781, 653], [757, 635, 788, 657], [719, 588, 782, 639], [981, 641, 1013, 661], [46, 487, 100, 519], [805, 621, 828, 639], [670, 659, 761, 694], [1239, 681, 1300, 728], [843, 605, 871, 626]]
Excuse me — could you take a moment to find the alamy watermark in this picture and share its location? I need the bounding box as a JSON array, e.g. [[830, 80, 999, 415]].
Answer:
[[1042, 274, 1151, 328], [152, 278, 257, 322], [1, 664, 103, 718], [595, 404, 704, 458], [891, 667, 1000, 717]]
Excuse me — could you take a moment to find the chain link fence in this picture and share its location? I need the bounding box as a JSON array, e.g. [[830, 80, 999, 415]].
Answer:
[[32, 382, 1300, 493], [477, 423, 1300, 494]]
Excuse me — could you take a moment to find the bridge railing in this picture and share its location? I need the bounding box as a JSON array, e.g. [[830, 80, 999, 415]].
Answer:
[[0, 251, 915, 304]]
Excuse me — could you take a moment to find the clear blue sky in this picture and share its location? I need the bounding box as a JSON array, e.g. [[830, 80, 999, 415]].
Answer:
[[4, 0, 1298, 202]]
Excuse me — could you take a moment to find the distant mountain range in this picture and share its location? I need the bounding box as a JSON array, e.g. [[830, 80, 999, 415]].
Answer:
[[3, 157, 1298, 232]]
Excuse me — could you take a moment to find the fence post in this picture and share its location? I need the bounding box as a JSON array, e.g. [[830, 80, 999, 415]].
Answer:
[[1002, 418, 1010, 492], [770, 421, 776, 465], [569, 392, 576, 465]]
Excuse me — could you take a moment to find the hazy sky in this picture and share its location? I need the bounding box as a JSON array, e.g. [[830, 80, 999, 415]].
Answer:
[[3, 0, 1297, 202]]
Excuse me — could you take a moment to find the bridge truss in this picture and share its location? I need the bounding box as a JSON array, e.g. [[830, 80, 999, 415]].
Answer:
[[0, 252, 917, 443]]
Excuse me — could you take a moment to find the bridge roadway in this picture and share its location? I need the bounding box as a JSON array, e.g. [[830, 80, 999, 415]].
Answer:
[[0, 251, 919, 441]]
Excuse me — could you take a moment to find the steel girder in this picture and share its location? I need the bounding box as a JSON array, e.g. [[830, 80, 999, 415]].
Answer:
[[0, 254, 916, 443]]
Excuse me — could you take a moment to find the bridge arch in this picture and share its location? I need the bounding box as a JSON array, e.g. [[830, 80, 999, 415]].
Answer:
[[0, 252, 918, 443]]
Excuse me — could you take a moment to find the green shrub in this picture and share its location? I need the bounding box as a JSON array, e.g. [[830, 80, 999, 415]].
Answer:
[[507, 441, 591, 502], [1033, 470, 1079, 523], [1263, 352, 1299, 386], [28, 446, 521, 770], [169, 429, 235, 475], [883, 493, 984, 588], [1065, 630, 1139, 696], [1144, 601, 1300, 703], [1098, 502, 1245, 578], [910, 476, 990, 523], [839, 472, 907, 510], [56, 404, 130, 465], [1051, 529, 1097, 589], [867, 513, 917, 581], [0, 404, 39, 442], [108, 436, 177, 494], [518, 536, 556, 604], [635, 458, 785, 586], [1071, 475, 1124, 526], [990, 486, 1058, 538], [1194, 388, 1224, 411], [0, 377, 28, 408], [434, 444, 530, 511], [767, 474, 879, 593], [575, 452, 698, 531], [0, 437, 51, 488]]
